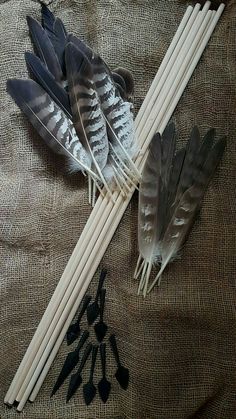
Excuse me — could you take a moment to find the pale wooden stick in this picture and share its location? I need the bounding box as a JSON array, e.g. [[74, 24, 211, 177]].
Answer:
[[4, 6, 194, 406], [133, 254, 142, 278], [17, 7, 214, 406], [27, 5, 225, 404], [143, 259, 153, 297], [5, 196, 106, 405], [139, 2, 212, 143], [135, 3, 201, 138], [135, 5, 194, 129], [88, 174, 92, 204]]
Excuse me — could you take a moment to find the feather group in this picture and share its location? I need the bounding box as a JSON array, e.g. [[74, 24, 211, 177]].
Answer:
[[7, 4, 139, 205], [135, 123, 226, 296]]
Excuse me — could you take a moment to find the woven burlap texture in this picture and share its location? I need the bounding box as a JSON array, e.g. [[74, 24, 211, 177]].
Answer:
[[0, 0, 236, 418]]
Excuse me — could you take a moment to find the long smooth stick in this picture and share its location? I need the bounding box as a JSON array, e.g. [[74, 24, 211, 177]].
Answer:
[[135, 5, 194, 129], [17, 4, 214, 408], [4, 5, 194, 405], [28, 4, 225, 403], [139, 1, 211, 142], [135, 3, 200, 137]]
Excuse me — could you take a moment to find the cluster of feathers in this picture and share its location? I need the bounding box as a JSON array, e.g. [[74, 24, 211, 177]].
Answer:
[[7, 4, 139, 205], [135, 123, 226, 296]]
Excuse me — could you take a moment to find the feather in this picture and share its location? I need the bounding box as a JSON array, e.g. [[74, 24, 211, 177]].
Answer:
[[67, 34, 94, 61], [51, 18, 68, 74], [41, 4, 67, 74], [27, 16, 63, 83], [25, 52, 72, 119], [92, 54, 138, 179], [138, 133, 161, 268], [41, 3, 55, 36], [147, 132, 226, 293], [65, 43, 110, 192], [111, 72, 126, 92], [67, 34, 139, 181], [6, 79, 98, 178], [174, 125, 201, 204], [112, 67, 134, 102], [135, 124, 226, 295]]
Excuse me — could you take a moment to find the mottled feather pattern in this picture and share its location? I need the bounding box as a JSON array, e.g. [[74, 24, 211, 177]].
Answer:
[[25, 52, 72, 119], [66, 44, 109, 172], [7, 79, 91, 173], [7, 3, 138, 203], [92, 56, 136, 161], [138, 134, 161, 262], [135, 124, 226, 295]]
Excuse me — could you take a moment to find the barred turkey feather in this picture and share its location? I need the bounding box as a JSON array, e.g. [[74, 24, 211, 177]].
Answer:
[[6, 79, 98, 178], [7, 4, 137, 204], [25, 52, 72, 119]]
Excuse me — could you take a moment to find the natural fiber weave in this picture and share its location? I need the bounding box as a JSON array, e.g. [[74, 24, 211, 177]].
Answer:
[[0, 0, 236, 418]]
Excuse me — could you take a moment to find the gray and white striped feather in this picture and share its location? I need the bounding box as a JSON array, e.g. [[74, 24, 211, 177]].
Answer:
[[6, 79, 94, 176]]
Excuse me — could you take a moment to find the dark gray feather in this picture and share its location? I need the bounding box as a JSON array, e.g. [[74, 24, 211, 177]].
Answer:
[[27, 16, 63, 83]]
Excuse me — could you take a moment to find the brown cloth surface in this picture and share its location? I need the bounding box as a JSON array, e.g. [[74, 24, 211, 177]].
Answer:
[[0, 0, 236, 418]]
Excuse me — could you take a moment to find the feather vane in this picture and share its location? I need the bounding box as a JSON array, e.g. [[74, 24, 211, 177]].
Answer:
[[6, 79, 96, 177], [135, 124, 226, 295]]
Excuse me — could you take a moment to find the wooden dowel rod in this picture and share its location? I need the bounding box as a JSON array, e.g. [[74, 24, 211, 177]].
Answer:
[[135, 3, 200, 137], [139, 1, 211, 143]]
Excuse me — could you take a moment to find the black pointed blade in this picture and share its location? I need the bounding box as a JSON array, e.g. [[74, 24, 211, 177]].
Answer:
[[66, 323, 81, 346], [83, 382, 96, 405], [115, 366, 129, 390], [87, 302, 100, 325], [98, 377, 111, 403], [66, 372, 82, 402], [51, 351, 80, 396], [94, 321, 108, 342]]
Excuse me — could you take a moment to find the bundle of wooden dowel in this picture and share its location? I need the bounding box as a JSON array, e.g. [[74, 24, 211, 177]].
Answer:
[[5, 1, 225, 411]]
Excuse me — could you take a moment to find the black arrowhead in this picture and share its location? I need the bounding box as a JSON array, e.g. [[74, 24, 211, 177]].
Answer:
[[83, 345, 98, 405], [98, 377, 111, 403], [66, 295, 91, 345], [66, 323, 80, 346], [66, 343, 92, 402], [94, 288, 108, 342], [109, 334, 129, 390], [115, 365, 129, 390], [87, 269, 107, 325], [66, 372, 82, 403], [98, 343, 111, 403], [83, 381, 96, 405], [51, 331, 89, 396]]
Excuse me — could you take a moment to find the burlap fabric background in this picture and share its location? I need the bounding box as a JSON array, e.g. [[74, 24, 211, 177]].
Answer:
[[0, 0, 236, 418]]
